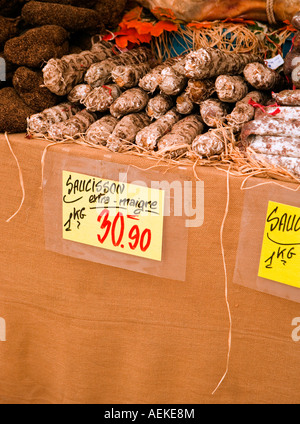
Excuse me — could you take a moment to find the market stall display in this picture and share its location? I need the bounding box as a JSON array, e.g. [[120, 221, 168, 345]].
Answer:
[[1, 0, 300, 406]]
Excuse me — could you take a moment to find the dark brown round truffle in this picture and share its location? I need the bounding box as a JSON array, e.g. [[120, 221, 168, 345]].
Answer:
[[0, 87, 36, 133], [4, 25, 69, 68], [21, 1, 104, 32], [33, 0, 98, 7], [94, 0, 127, 29], [0, 0, 24, 17], [13, 67, 59, 112], [0, 16, 19, 49]]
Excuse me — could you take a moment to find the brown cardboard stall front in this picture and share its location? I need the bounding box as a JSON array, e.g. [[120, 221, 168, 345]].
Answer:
[[0, 134, 299, 404]]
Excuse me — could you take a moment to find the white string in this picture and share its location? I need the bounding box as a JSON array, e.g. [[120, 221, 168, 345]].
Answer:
[[212, 167, 232, 395], [5, 133, 26, 223]]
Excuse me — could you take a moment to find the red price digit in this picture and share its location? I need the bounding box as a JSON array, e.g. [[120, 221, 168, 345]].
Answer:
[[128, 225, 140, 250], [140, 229, 151, 252], [97, 209, 111, 244], [111, 212, 125, 247]]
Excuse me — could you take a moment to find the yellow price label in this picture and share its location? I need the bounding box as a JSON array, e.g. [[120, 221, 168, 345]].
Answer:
[[62, 171, 165, 261], [258, 201, 300, 288]]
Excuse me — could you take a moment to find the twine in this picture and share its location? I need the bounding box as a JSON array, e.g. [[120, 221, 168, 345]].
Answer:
[[212, 166, 232, 395], [266, 0, 277, 26], [5, 133, 25, 223]]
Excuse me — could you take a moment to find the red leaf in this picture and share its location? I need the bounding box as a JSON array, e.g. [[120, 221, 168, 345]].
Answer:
[[123, 7, 143, 22], [151, 7, 177, 21], [151, 21, 178, 36], [187, 21, 213, 29], [281, 20, 297, 32], [126, 21, 154, 34], [135, 33, 152, 44], [222, 18, 256, 25]]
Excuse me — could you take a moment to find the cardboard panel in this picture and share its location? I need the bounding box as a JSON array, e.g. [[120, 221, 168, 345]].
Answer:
[[234, 180, 300, 303], [1, 134, 300, 404]]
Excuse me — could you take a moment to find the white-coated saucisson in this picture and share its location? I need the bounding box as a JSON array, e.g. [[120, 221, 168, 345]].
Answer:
[[192, 128, 232, 158], [112, 63, 151, 89], [176, 91, 195, 115], [252, 153, 300, 177], [241, 117, 300, 145], [146, 94, 173, 119], [158, 65, 187, 96], [200, 99, 229, 127], [272, 90, 300, 106], [227, 91, 267, 132], [255, 106, 300, 120], [27, 102, 80, 134], [157, 115, 204, 158], [68, 84, 93, 104], [43, 41, 114, 96], [85, 47, 152, 88], [249, 135, 300, 158], [136, 108, 181, 151], [215, 75, 248, 103], [243, 62, 285, 91], [139, 58, 178, 93], [184, 48, 262, 79], [85, 115, 119, 146], [110, 88, 149, 118], [83, 84, 122, 112], [186, 78, 215, 104], [47, 109, 96, 141], [106, 113, 150, 152]]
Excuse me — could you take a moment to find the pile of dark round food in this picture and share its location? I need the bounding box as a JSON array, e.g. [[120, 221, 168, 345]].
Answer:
[[4, 25, 70, 67], [13, 66, 59, 111], [0, 0, 128, 133], [21, 1, 104, 33]]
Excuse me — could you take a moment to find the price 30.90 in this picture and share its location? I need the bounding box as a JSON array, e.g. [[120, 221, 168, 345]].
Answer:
[[97, 210, 152, 253]]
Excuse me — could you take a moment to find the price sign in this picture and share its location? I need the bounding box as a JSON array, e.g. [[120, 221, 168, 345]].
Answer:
[[258, 201, 300, 288], [62, 171, 165, 261]]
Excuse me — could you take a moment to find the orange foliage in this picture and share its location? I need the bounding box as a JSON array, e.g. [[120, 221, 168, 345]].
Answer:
[[187, 21, 213, 29], [104, 6, 178, 49], [150, 7, 178, 22]]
